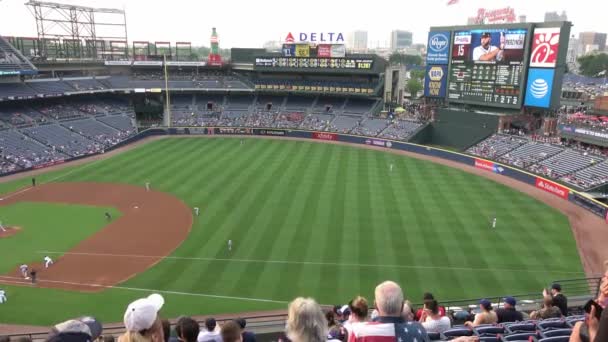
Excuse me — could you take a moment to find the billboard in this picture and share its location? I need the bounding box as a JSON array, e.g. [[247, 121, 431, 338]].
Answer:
[[426, 31, 450, 65], [524, 68, 555, 108], [330, 45, 346, 58], [424, 65, 448, 98], [318, 44, 331, 57], [255, 57, 372, 70], [529, 27, 561, 68], [448, 26, 529, 108], [295, 44, 310, 57], [282, 44, 296, 57]]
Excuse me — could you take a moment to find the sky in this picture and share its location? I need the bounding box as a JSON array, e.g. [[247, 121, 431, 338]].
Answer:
[[0, 0, 606, 49]]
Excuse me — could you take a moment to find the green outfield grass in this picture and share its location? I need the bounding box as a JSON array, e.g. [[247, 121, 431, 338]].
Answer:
[[0, 138, 585, 326]]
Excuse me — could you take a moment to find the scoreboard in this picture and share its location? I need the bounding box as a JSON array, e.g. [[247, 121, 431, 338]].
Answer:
[[447, 27, 528, 109], [255, 57, 373, 70]]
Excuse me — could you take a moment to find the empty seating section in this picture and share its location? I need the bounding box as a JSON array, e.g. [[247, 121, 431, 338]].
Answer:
[[0, 36, 36, 73], [466, 134, 528, 159], [97, 115, 135, 133], [350, 118, 389, 136], [300, 114, 331, 131], [328, 116, 360, 133], [343, 98, 376, 115], [61, 118, 129, 147], [0, 83, 36, 99], [225, 95, 254, 110], [562, 161, 608, 188], [26, 80, 74, 95], [0, 129, 67, 168], [285, 96, 315, 111], [531, 149, 602, 178], [378, 120, 423, 140], [313, 97, 345, 114], [21, 124, 101, 157], [256, 96, 285, 110], [498, 142, 564, 168], [65, 79, 107, 91]]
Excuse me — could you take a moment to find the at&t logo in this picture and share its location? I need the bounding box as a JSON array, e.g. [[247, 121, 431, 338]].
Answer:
[[530, 78, 549, 99]]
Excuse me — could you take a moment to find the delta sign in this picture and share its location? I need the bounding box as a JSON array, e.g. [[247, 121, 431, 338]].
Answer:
[[285, 32, 345, 44]]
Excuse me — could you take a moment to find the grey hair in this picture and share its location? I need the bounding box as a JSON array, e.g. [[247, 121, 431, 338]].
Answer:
[[375, 281, 404, 316], [286, 297, 328, 342]]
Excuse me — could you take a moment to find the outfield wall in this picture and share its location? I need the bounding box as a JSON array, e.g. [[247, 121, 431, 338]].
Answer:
[[4, 126, 607, 222]]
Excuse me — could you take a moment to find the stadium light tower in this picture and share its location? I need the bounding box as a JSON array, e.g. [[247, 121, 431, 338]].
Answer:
[[25, 0, 128, 59]]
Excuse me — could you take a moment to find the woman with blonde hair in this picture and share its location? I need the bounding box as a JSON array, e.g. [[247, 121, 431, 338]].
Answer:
[[285, 297, 330, 342], [118, 294, 165, 342]]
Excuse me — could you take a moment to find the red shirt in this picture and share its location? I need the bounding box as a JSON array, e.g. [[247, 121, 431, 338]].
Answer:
[[415, 306, 446, 321]]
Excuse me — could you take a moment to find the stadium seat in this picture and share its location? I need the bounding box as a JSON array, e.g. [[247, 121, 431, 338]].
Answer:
[[427, 331, 441, 340], [540, 329, 572, 338], [537, 320, 568, 330], [501, 332, 538, 341], [442, 327, 474, 338], [505, 322, 536, 333], [537, 336, 570, 342], [476, 325, 505, 335], [478, 336, 501, 342]]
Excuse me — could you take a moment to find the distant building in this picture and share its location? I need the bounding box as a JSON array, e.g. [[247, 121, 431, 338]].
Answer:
[[348, 30, 368, 52], [567, 36, 582, 70], [544, 11, 567, 22], [390, 30, 413, 51], [579, 32, 607, 53], [518, 15, 527, 23]]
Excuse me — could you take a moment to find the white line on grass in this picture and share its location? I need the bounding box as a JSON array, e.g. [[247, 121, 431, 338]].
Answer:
[[0, 275, 288, 304], [37, 250, 586, 275]]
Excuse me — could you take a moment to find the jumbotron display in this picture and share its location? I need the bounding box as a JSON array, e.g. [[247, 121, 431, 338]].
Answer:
[[448, 27, 528, 108], [255, 57, 374, 70]]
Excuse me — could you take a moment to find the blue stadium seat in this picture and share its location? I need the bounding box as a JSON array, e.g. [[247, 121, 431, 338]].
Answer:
[[479, 336, 501, 342], [540, 329, 572, 338], [537, 336, 570, 342], [476, 325, 505, 335], [537, 320, 568, 331], [505, 322, 536, 333], [501, 332, 538, 341], [442, 327, 474, 338], [427, 331, 441, 340]]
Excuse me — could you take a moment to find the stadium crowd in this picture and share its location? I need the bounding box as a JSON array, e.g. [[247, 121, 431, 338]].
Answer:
[[2, 276, 607, 342]]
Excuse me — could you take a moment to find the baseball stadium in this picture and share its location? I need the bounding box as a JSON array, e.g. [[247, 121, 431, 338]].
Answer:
[[0, 2, 607, 342]]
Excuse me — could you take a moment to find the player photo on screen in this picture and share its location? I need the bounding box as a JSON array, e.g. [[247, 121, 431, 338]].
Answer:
[[452, 28, 527, 63]]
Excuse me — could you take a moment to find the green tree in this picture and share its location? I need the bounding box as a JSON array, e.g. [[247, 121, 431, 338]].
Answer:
[[577, 53, 608, 77], [406, 78, 423, 98], [410, 69, 426, 81], [388, 53, 423, 66]]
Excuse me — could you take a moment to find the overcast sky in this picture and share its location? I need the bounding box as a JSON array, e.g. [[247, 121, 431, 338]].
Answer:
[[0, 0, 605, 49]]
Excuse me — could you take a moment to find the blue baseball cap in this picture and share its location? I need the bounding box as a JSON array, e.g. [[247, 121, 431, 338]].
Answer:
[[504, 297, 517, 306], [479, 299, 492, 310]]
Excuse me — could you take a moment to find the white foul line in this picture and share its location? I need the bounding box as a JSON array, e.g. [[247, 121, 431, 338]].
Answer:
[[0, 275, 288, 304], [37, 250, 585, 275]]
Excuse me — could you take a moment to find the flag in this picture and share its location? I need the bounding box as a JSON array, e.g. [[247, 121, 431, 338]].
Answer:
[[447, 0, 459, 5]]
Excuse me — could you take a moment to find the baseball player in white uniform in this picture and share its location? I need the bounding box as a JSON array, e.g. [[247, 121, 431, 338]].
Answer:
[[20, 264, 28, 279], [0, 221, 6, 232], [491, 217, 497, 229], [228, 239, 233, 251], [390, 164, 394, 172], [0, 289, 6, 304], [44, 256, 54, 268], [194, 207, 200, 216], [145, 182, 151, 191]]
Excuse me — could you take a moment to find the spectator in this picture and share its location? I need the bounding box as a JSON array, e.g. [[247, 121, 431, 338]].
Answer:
[[530, 296, 562, 320], [326, 310, 345, 341], [234, 318, 255, 342], [402, 300, 414, 322], [197, 318, 221, 342], [119, 294, 165, 342], [46, 316, 103, 342], [103, 336, 115, 342], [548, 283, 568, 316], [285, 297, 329, 342], [161, 319, 171, 342], [343, 296, 369, 333], [415, 293, 445, 320], [220, 321, 241, 342], [464, 299, 497, 327], [420, 300, 451, 334], [176, 317, 199, 342], [348, 281, 428, 342], [496, 297, 523, 323]]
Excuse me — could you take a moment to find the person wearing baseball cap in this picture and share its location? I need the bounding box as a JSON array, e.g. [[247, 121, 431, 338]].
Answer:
[[496, 297, 523, 323], [46, 316, 103, 342], [550, 283, 568, 316], [119, 294, 165, 342], [464, 299, 497, 327], [473, 31, 502, 61]]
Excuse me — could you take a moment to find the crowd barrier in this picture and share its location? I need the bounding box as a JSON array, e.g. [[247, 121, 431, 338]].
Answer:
[[3, 126, 607, 223]]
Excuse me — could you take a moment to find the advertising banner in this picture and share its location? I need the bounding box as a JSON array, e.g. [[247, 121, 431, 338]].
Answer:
[[529, 27, 561, 68], [424, 65, 448, 98], [258, 129, 286, 136], [524, 68, 555, 108], [535, 178, 569, 199], [426, 31, 450, 65], [282, 44, 296, 57], [295, 45, 310, 57], [317, 44, 331, 57], [312, 132, 338, 141], [330, 45, 346, 58]]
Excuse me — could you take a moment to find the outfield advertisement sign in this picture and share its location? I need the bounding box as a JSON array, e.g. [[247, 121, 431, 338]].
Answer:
[[535, 178, 569, 199], [424, 65, 448, 98], [216, 128, 254, 135], [426, 31, 450, 65], [312, 132, 338, 141], [258, 129, 286, 136], [364, 139, 393, 148], [474, 158, 506, 174]]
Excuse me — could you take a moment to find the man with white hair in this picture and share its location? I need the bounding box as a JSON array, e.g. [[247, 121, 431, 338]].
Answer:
[[348, 281, 429, 342]]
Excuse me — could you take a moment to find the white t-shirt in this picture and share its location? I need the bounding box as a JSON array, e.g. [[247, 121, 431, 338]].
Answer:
[[473, 45, 498, 61], [422, 316, 451, 334], [44, 256, 52, 262], [197, 330, 222, 342]]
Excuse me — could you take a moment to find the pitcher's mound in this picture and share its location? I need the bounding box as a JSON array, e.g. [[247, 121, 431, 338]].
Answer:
[[0, 226, 21, 239]]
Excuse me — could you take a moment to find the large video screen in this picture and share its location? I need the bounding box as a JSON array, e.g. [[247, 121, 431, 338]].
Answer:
[[255, 57, 373, 70], [448, 27, 528, 108]]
